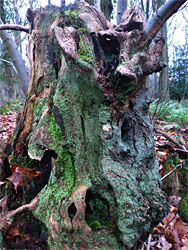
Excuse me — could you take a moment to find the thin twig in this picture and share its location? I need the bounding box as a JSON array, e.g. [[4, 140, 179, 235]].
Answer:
[[161, 164, 182, 181], [174, 148, 188, 154], [147, 234, 152, 250], [0, 59, 18, 74], [159, 211, 178, 236]]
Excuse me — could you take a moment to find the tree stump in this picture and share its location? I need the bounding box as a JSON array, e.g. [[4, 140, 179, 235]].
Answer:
[[0, 2, 169, 249]]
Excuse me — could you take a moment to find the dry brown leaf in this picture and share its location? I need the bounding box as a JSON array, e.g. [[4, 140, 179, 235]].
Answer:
[[182, 236, 188, 250], [155, 206, 188, 250], [7, 172, 23, 192], [5, 224, 20, 239], [156, 235, 172, 250], [14, 166, 40, 177]]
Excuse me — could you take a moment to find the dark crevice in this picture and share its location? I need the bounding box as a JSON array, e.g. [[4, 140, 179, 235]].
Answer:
[[68, 203, 77, 220], [3, 210, 48, 250], [23, 150, 57, 204], [85, 190, 111, 224], [80, 115, 85, 136], [53, 105, 65, 136]]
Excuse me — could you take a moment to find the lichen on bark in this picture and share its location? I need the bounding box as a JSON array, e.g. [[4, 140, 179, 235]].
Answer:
[[0, 2, 169, 249]]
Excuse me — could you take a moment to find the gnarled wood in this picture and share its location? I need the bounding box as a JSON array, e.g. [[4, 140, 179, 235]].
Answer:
[[0, 2, 178, 249]]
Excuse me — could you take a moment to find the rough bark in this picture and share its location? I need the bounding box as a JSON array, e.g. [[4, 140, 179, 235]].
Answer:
[[0, 2, 172, 249]]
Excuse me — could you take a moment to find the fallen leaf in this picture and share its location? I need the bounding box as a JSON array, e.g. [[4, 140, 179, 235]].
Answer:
[[156, 235, 172, 250], [14, 166, 40, 177], [6, 225, 20, 239], [156, 150, 168, 160], [7, 172, 23, 192]]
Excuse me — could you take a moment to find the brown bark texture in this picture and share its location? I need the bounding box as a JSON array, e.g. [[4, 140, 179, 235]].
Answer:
[[0, 2, 170, 249]]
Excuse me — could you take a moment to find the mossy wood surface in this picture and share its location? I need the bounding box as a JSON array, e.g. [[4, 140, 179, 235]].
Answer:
[[0, 2, 169, 249]]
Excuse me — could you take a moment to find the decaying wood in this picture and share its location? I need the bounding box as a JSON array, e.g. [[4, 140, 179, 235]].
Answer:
[[1, 1, 184, 249], [54, 26, 78, 60], [0, 195, 39, 230], [156, 129, 188, 152], [116, 6, 146, 32]]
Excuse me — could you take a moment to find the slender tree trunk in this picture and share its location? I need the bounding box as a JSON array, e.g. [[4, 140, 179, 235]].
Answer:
[[13, 0, 22, 54], [94, 0, 101, 9], [0, 90, 6, 106], [101, 0, 113, 20], [0, 18, 29, 96], [117, 0, 128, 24], [158, 22, 170, 102], [60, 0, 65, 6], [155, 0, 170, 103], [182, 26, 188, 101], [0, 0, 5, 22], [146, 0, 150, 20]]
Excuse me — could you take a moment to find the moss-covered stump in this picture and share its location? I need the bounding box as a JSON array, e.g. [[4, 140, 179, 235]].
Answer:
[[0, 2, 169, 249]]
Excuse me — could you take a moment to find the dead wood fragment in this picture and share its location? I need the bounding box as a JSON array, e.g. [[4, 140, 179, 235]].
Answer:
[[54, 26, 78, 60], [161, 164, 182, 181], [0, 195, 39, 230], [156, 129, 188, 152]]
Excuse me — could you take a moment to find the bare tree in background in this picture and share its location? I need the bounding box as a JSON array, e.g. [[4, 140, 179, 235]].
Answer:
[[13, 0, 22, 53], [117, 0, 128, 24], [156, 0, 170, 103]]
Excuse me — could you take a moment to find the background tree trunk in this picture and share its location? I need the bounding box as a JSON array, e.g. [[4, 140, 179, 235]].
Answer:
[[156, 0, 170, 103], [117, 0, 127, 24], [158, 22, 170, 102], [13, 0, 22, 54], [101, 0, 113, 20], [1, 2, 181, 249], [0, 17, 29, 96]]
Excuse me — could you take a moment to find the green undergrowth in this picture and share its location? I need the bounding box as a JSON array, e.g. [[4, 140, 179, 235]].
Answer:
[[150, 100, 188, 127], [0, 98, 24, 114]]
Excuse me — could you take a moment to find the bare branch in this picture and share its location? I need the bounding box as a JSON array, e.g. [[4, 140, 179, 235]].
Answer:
[[0, 58, 18, 74], [161, 164, 182, 181], [0, 195, 39, 230], [156, 129, 188, 151], [146, 0, 187, 39], [0, 24, 29, 33]]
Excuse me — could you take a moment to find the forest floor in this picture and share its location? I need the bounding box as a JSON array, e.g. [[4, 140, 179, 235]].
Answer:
[[0, 110, 188, 250]]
